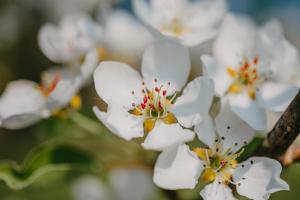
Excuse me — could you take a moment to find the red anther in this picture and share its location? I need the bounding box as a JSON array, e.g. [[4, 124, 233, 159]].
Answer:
[[143, 96, 148, 104], [253, 56, 259, 65], [148, 95, 151, 99], [243, 72, 249, 78], [155, 87, 160, 92], [141, 104, 146, 109], [48, 74, 61, 94], [149, 104, 155, 110], [241, 62, 249, 71], [252, 69, 257, 73], [220, 160, 227, 167], [162, 90, 167, 96], [159, 101, 163, 109]]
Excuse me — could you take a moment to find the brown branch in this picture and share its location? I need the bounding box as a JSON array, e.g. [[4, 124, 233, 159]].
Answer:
[[254, 90, 300, 158]]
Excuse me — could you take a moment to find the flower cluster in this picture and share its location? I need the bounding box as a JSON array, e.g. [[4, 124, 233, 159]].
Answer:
[[1, 0, 300, 199]]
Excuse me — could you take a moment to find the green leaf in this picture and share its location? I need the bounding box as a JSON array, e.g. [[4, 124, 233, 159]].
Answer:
[[0, 144, 94, 190]]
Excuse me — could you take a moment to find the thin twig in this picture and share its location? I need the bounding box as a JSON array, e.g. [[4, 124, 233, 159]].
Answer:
[[254, 90, 300, 158]]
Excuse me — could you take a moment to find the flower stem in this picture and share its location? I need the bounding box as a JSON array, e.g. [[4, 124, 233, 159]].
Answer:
[[69, 111, 105, 136]]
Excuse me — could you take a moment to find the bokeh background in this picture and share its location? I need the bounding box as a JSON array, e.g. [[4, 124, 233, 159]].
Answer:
[[0, 0, 300, 199]]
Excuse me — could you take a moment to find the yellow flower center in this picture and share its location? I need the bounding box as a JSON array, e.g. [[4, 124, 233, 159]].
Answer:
[[129, 80, 177, 133], [160, 17, 190, 37], [226, 57, 260, 100], [193, 138, 244, 184]]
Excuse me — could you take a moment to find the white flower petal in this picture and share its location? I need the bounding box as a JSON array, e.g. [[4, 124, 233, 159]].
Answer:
[[141, 40, 190, 93], [194, 115, 216, 148], [0, 80, 47, 129], [59, 13, 103, 61], [80, 48, 100, 81], [228, 93, 266, 131], [213, 14, 257, 67], [71, 176, 108, 200], [153, 144, 203, 190], [104, 10, 153, 62], [39, 13, 103, 64], [216, 99, 256, 152], [233, 157, 289, 200], [200, 178, 236, 200], [142, 123, 195, 151], [180, 30, 217, 47], [133, 0, 151, 25], [172, 76, 214, 128], [257, 82, 298, 112], [109, 168, 155, 200], [180, 0, 226, 46], [1, 114, 44, 130], [38, 24, 63, 63], [93, 61, 143, 108], [47, 78, 81, 111], [201, 55, 231, 97], [266, 111, 281, 133], [258, 19, 300, 84], [41, 67, 77, 85], [93, 105, 143, 141]]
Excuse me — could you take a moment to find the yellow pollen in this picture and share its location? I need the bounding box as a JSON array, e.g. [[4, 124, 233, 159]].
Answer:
[[193, 148, 212, 162], [201, 168, 216, 183], [70, 95, 82, 110], [160, 17, 189, 36], [143, 118, 156, 134], [228, 83, 243, 94], [227, 67, 238, 77], [52, 109, 68, 119], [97, 47, 107, 60], [161, 112, 177, 124]]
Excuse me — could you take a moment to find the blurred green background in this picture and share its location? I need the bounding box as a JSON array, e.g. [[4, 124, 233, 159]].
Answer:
[[0, 0, 300, 199]]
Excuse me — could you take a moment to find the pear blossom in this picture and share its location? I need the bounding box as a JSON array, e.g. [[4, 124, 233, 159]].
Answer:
[[202, 14, 299, 130], [93, 40, 214, 151], [0, 49, 99, 129], [72, 167, 156, 200], [153, 101, 289, 200], [133, 0, 227, 47], [102, 10, 153, 66], [38, 13, 103, 65]]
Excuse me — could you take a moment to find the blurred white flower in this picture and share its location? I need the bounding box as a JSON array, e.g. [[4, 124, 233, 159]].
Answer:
[[133, 0, 227, 47], [38, 13, 103, 64], [153, 101, 289, 200], [0, 49, 99, 129], [93, 40, 214, 151], [202, 14, 299, 131], [103, 10, 153, 66], [71, 168, 156, 200]]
